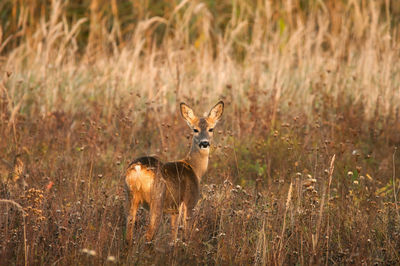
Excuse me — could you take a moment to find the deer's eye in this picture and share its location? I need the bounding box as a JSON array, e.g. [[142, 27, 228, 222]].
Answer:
[[208, 128, 214, 132], [193, 129, 199, 133]]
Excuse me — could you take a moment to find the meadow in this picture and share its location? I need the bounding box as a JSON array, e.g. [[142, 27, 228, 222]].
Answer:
[[0, 0, 400, 265]]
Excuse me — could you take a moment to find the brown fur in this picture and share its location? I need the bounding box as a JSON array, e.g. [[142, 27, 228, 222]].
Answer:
[[125, 101, 223, 243]]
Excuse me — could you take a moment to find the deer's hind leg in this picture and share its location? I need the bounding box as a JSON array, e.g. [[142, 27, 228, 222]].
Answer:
[[126, 194, 140, 245], [145, 180, 166, 242]]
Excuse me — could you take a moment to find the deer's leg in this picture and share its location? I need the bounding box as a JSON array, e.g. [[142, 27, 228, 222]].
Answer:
[[182, 203, 193, 241], [170, 203, 184, 242], [170, 214, 178, 242], [145, 181, 165, 242], [126, 196, 140, 244]]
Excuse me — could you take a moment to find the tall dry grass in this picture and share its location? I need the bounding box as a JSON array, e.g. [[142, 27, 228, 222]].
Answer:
[[0, 0, 400, 265], [1, 0, 399, 118]]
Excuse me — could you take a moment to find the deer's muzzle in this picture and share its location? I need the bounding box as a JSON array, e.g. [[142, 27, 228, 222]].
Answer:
[[199, 140, 210, 149]]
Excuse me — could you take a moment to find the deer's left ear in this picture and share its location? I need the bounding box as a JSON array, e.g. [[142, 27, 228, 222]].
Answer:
[[207, 101, 224, 123]]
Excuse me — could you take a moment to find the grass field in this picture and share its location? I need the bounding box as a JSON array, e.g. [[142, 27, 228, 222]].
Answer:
[[1, 0, 400, 265]]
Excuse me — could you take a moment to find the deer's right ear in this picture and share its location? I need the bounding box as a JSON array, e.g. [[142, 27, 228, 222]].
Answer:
[[180, 103, 197, 127]]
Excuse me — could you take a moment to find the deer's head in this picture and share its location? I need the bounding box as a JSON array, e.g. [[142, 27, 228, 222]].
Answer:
[[180, 101, 224, 152]]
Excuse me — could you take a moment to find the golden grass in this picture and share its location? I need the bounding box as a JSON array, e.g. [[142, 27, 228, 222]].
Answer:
[[1, 0, 399, 118]]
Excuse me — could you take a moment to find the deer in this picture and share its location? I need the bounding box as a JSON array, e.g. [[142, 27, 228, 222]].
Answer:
[[125, 101, 224, 244]]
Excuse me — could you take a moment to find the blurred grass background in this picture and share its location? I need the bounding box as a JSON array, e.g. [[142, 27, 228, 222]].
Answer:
[[0, 0, 400, 265]]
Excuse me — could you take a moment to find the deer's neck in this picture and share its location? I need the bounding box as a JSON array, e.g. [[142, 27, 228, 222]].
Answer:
[[185, 146, 209, 181]]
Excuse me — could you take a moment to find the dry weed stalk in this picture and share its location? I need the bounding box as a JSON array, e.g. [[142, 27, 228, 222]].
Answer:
[[0, 199, 28, 266], [392, 148, 399, 221], [275, 182, 293, 265], [311, 154, 335, 264]]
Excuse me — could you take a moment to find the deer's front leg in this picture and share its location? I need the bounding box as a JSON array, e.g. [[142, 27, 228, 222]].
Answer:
[[170, 203, 184, 242], [182, 203, 194, 241]]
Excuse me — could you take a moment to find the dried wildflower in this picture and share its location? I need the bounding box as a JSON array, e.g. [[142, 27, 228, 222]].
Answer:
[[81, 248, 88, 254], [107, 256, 116, 262], [347, 171, 353, 177], [46, 181, 54, 191], [303, 178, 317, 187], [81, 249, 97, 256], [306, 186, 314, 191]]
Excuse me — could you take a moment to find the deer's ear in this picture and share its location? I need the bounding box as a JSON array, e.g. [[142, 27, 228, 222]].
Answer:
[[207, 101, 224, 123], [180, 103, 197, 127]]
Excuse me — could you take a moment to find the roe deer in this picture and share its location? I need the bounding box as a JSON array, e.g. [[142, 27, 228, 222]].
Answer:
[[125, 101, 224, 243]]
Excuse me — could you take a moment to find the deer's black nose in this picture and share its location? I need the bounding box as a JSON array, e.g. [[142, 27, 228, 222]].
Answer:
[[199, 141, 210, 149]]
